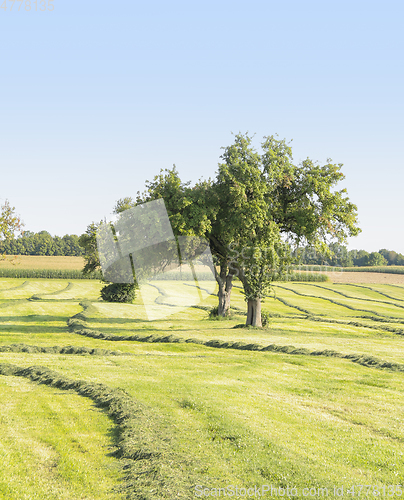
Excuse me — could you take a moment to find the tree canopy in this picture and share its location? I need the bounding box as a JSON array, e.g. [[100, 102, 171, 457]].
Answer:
[[205, 133, 361, 325], [110, 133, 360, 325], [80, 133, 361, 324], [0, 230, 84, 256], [0, 200, 23, 241]]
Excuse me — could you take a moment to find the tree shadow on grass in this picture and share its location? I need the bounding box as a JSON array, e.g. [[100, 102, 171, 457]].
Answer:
[[0, 314, 68, 323], [0, 299, 30, 308]]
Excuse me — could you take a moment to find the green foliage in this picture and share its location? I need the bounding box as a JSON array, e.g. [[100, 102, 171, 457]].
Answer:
[[118, 133, 360, 325], [367, 251, 388, 266], [294, 245, 403, 268], [208, 305, 238, 320], [214, 132, 360, 324], [208, 305, 219, 318], [260, 134, 361, 247], [130, 166, 214, 238], [78, 223, 140, 319], [0, 230, 84, 256], [100, 283, 137, 303], [261, 310, 271, 327], [379, 248, 404, 266], [0, 200, 23, 241], [215, 134, 291, 303], [78, 222, 102, 274]]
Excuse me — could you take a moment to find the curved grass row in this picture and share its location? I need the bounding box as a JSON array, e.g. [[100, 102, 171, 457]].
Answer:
[[273, 284, 404, 320], [0, 363, 210, 500], [30, 282, 75, 300], [67, 303, 404, 374], [0, 280, 30, 292], [337, 283, 404, 302], [0, 343, 131, 356], [271, 289, 404, 335], [297, 282, 404, 303]]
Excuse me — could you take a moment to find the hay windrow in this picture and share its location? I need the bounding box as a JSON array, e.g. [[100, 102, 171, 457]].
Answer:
[[68, 303, 404, 374], [0, 343, 130, 356], [0, 363, 212, 499]]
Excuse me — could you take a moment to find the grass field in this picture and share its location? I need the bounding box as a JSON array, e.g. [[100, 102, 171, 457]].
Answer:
[[1, 276, 404, 499]]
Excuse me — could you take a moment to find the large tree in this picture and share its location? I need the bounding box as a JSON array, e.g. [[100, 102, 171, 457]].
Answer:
[[85, 133, 360, 323], [215, 133, 361, 325], [120, 134, 360, 324]]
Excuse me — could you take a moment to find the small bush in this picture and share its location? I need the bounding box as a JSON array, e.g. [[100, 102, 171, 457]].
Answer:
[[208, 306, 219, 318], [208, 305, 238, 320], [261, 311, 271, 327], [100, 283, 137, 303]]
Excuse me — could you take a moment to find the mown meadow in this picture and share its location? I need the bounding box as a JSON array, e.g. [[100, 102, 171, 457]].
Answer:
[[1, 276, 404, 499]]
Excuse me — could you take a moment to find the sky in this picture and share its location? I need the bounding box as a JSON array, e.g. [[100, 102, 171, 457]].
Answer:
[[0, 0, 403, 252]]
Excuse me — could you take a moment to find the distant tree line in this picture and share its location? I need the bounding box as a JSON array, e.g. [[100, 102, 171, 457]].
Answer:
[[2, 228, 402, 268], [0, 230, 84, 256], [297, 243, 404, 267]]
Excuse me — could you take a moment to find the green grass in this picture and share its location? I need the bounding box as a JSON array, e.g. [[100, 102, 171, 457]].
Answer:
[[0, 373, 123, 500], [1, 278, 404, 497]]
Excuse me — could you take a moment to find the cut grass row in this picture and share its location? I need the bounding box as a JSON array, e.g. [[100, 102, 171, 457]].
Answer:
[[0, 363, 214, 500], [66, 301, 404, 373], [0, 370, 122, 500]]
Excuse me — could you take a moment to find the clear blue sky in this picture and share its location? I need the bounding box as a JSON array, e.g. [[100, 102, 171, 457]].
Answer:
[[1, 0, 403, 252]]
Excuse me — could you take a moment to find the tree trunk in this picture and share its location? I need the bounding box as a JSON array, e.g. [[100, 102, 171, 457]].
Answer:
[[215, 262, 235, 316], [238, 268, 262, 327], [218, 286, 232, 316], [246, 298, 262, 327]]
